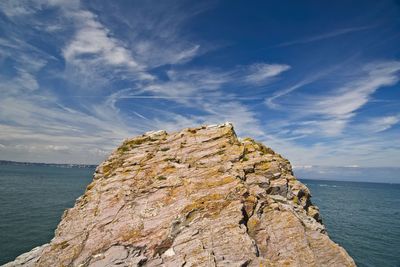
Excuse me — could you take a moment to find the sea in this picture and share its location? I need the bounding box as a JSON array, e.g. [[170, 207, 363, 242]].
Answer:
[[0, 164, 399, 266]]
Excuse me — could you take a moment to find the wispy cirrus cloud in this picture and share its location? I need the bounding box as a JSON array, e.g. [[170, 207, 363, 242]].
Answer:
[[265, 75, 320, 109], [313, 62, 400, 118], [0, 0, 399, 171], [110, 0, 212, 68], [308, 61, 400, 135], [276, 25, 374, 47], [62, 9, 163, 81], [142, 63, 291, 98], [358, 115, 400, 133], [244, 63, 290, 85], [146, 99, 265, 138], [0, 68, 39, 94], [0, 0, 289, 163], [0, 92, 143, 163], [0, 0, 79, 18], [63, 11, 141, 69], [260, 125, 400, 168], [266, 61, 400, 136], [105, 62, 289, 137]]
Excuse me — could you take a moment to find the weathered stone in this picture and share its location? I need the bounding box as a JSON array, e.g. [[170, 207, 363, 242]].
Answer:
[[2, 245, 49, 267], [4, 123, 355, 267], [308, 205, 322, 223]]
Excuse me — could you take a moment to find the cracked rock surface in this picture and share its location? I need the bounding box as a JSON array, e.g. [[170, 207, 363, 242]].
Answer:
[[4, 123, 356, 267]]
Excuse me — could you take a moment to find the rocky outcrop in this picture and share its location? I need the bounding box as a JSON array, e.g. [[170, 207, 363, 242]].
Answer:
[[4, 123, 356, 267]]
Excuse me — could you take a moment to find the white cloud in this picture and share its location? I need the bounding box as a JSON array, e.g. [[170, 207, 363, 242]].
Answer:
[[141, 62, 290, 102], [359, 115, 400, 133], [260, 130, 400, 168], [0, 69, 39, 95], [314, 119, 348, 136], [276, 25, 374, 47], [0, 0, 215, 163], [245, 63, 290, 85], [255, 61, 400, 167], [266, 61, 400, 137], [104, 61, 279, 138], [132, 41, 202, 68], [308, 61, 400, 135], [292, 165, 314, 169], [145, 68, 231, 99], [45, 145, 69, 152], [0, 1, 33, 17], [0, 92, 143, 163], [62, 10, 155, 83], [265, 76, 319, 109], [0, 0, 79, 17], [148, 100, 264, 139], [63, 11, 137, 69], [202, 101, 265, 137], [372, 116, 400, 132], [315, 62, 400, 118], [168, 45, 201, 65]]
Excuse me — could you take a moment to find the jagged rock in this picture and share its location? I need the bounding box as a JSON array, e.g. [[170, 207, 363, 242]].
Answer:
[[3, 123, 356, 267]]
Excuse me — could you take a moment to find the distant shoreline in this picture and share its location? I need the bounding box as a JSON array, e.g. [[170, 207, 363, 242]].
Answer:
[[0, 160, 96, 168], [299, 177, 400, 185]]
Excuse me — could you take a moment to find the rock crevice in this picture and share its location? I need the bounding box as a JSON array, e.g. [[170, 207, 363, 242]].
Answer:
[[4, 123, 356, 267]]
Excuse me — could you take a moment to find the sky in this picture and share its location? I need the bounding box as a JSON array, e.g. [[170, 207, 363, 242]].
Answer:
[[0, 0, 400, 175]]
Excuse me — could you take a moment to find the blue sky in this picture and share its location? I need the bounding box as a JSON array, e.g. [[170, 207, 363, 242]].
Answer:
[[0, 0, 400, 170]]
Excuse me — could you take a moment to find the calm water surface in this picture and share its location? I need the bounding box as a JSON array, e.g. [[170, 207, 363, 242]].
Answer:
[[0, 165, 94, 265], [0, 165, 399, 266], [302, 179, 400, 267]]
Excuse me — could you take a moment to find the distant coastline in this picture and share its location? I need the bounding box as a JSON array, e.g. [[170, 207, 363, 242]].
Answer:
[[0, 160, 96, 169]]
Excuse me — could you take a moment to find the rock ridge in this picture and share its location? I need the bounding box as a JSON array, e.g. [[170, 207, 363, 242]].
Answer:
[[4, 123, 356, 267]]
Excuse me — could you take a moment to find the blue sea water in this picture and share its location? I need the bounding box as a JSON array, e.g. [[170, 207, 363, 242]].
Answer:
[[0, 165, 399, 266], [0, 165, 94, 265], [301, 179, 400, 267]]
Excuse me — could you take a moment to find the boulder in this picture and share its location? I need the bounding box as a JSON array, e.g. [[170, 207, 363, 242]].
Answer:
[[4, 123, 355, 267]]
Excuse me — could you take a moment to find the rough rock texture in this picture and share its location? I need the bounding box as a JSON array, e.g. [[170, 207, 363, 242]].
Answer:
[[4, 123, 356, 267]]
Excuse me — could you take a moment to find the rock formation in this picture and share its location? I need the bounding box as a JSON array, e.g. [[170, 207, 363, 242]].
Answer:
[[4, 123, 356, 267]]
